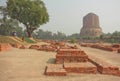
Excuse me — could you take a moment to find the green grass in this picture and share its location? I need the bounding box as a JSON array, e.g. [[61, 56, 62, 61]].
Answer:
[[0, 35, 37, 45], [0, 36, 20, 44], [24, 37, 36, 43], [34, 38, 41, 42], [70, 38, 77, 43]]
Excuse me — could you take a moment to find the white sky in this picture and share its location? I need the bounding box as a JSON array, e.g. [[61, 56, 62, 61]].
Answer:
[[0, 0, 120, 35]]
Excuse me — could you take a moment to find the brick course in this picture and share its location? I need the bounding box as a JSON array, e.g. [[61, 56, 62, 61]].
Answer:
[[45, 64, 67, 76], [64, 62, 97, 74], [0, 43, 12, 51]]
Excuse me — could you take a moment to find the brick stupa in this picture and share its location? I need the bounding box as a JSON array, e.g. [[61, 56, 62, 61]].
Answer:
[[80, 13, 102, 37]]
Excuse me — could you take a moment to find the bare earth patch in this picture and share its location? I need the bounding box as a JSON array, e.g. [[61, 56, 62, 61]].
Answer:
[[0, 45, 120, 81]]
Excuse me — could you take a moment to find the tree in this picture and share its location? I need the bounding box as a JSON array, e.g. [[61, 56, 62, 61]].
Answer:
[[35, 29, 52, 39], [0, 6, 8, 18], [112, 31, 120, 37], [0, 17, 23, 36], [6, 0, 49, 37], [70, 37, 77, 43], [0, 5, 23, 36], [56, 31, 66, 40], [68, 33, 80, 40]]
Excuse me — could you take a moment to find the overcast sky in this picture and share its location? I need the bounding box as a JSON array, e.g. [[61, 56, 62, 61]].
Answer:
[[0, 0, 120, 35]]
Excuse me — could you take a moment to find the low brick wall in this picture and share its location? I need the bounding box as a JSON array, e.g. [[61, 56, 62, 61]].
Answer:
[[91, 44, 118, 52], [118, 49, 120, 53], [64, 62, 97, 74], [88, 56, 119, 75], [112, 44, 120, 48], [12, 43, 22, 48], [45, 64, 67, 76], [56, 49, 88, 63], [57, 49, 82, 54], [38, 45, 56, 52], [19, 45, 27, 49], [81, 43, 119, 52], [29, 45, 40, 49], [56, 54, 88, 63], [80, 43, 92, 47]]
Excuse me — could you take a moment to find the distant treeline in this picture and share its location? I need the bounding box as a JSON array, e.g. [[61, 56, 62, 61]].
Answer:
[[0, 17, 80, 40], [0, 0, 120, 43], [100, 31, 120, 43], [0, 16, 120, 43], [1, 19, 120, 43]]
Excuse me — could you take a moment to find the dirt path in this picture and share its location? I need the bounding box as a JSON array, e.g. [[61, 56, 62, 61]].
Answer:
[[0, 47, 120, 81]]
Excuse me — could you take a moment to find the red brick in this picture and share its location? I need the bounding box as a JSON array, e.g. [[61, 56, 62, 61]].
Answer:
[[56, 54, 88, 64], [80, 43, 92, 47], [57, 49, 82, 54], [0, 43, 12, 51], [64, 62, 97, 74], [88, 56, 119, 75], [97, 66, 119, 75], [116, 71, 120, 76], [56, 48, 88, 63], [118, 49, 120, 53], [90, 44, 118, 52], [29, 45, 40, 49], [112, 44, 120, 48], [104, 47, 117, 52], [12, 43, 21, 48], [45, 64, 67, 76], [20, 45, 27, 49], [38, 45, 56, 52]]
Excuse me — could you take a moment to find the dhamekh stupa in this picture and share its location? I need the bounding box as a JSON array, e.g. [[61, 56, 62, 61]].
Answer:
[[80, 13, 102, 37]]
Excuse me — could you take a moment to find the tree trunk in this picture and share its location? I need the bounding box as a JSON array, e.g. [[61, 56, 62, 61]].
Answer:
[[28, 31, 32, 38], [26, 25, 35, 38], [27, 28, 33, 38]]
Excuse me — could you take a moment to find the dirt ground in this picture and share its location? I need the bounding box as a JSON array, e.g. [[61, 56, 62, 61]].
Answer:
[[0, 44, 120, 81], [81, 47, 120, 68]]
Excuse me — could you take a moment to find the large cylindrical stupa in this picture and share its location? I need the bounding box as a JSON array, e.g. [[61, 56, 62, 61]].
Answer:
[[80, 13, 102, 37]]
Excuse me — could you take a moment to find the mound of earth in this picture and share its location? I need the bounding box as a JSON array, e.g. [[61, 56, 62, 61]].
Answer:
[[0, 36, 27, 45]]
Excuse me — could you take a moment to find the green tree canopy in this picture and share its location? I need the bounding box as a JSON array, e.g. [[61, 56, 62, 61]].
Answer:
[[0, 5, 23, 37], [6, 0, 49, 37], [0, 17, 23, 36]]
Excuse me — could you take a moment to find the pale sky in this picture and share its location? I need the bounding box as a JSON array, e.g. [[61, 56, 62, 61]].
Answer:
[[0, 0, 120, 35]]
